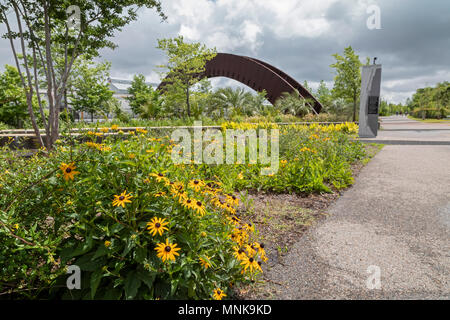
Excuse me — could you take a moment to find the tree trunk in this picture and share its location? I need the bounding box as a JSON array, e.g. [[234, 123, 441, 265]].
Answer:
[[353, 92, 357, 122], [186, 86, 191, 117]]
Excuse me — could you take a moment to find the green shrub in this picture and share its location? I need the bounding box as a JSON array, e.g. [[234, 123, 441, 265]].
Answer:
[[411, 107, 448, 119], [0, 130, 265, 299], [0, 122, 364, 299]]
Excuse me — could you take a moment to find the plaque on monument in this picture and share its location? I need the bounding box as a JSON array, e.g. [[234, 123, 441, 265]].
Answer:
[[368, 96, 379, 115]]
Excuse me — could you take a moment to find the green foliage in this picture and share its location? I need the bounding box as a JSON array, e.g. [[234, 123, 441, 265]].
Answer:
[[316, 81, 333, 112], [68, 59, 113, 117], [126, 74, 153, 116], [274, 90, 313, 117], [157, 36, 217, 117], [209, 87, 253, 118], [330, 46, 366, 121], [138, 88, 165, 120], [407, 82, 450, 119], [0, 121, 365, 299], [110, 98, 131, 123], [378, 99, 408, 116], [0, 65, 31, 127], [218, 122, 362, 193], [0, 0, 166, 149]]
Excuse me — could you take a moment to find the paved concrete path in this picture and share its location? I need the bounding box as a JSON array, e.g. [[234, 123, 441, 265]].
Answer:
[[267, 116, 450, 299], [360, 115, 450, 145]]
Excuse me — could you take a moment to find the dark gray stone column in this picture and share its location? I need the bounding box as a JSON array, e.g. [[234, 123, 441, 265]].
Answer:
[[359, 64, 382, 138]]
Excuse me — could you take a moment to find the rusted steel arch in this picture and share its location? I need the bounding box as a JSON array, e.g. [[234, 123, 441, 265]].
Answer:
[[157, 53, 323, 113], [246, 57, 321, 112]]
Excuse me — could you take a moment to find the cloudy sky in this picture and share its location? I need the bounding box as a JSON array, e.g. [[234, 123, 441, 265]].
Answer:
[[1, 0, 449, 103]]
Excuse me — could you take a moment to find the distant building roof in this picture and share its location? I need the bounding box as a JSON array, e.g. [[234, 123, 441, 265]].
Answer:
[[108, 78, 158, 95]]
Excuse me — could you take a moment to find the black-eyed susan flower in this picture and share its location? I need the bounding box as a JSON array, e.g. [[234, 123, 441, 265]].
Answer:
[[170, 181, 185, 194], [182, 198, 196, 210], [211, 197, 224, 208], [253, 242, 268, 262], [193, 200, 206, 216], [232, 246, 247, 261], [155, 239, 181, 262], [228, 215, 241, 226], [240, 255, 260, 273], [199, 256, 211, 269], [205, 181, 222, 192], [188, 179, 205, 192], [213, 288, 226, 300], [154, 191, 166, 197], [175, 190, 188, 202], [245, 244, 257, 257], [112, 190, 133, 208], [147, 217, 169, 236], [225, 203, 236, 214], [60, 162, 80, 181], [150, 172, 167, 183], [243, 223, 254, 233], [226, 194, 239, 207], [256, 261, 263, 272]]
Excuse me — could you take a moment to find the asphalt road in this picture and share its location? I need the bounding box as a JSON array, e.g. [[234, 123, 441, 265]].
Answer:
[[266, 116, 450, 299]]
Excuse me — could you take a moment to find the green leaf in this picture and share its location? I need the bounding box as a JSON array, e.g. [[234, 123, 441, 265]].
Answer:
[[90, 269, 103, 299], [124, 271, 141, 300], [122, 238, 136, 257], [103, 288, 122, 300], [134, 246, 147, 263], [136, 269, 156, 289], [92, 244, 108, 260]]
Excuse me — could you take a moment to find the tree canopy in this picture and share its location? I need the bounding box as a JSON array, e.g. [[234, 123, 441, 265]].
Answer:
[[157, 36, 217, 117], [330, 46, 368, 121], [0, 0, 165, 148]]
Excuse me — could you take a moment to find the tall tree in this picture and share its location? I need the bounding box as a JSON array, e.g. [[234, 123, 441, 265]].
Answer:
[[126, 74, 153, 115], [316, 80, 333, 112], [157, 36, 217, 117], [330, 46, 366, 121], [0, 1, 165, 149], [0, 65, 33, 127], [68, 59, 113, 121]]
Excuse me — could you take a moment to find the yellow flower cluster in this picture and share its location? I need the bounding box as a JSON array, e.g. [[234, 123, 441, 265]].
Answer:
[[136, 128, 148, 134], [221, 121, 279, 131], [309, 122, 358, 134], [300, 146, 317, 153], [87, 131, 103, 137], [85, 141, 111, 152]]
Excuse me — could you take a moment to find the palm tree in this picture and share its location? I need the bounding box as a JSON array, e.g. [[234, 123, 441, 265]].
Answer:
[[210, 87, 252, 118], [325, 97, 353, 120], [274, 90, 312, 117]]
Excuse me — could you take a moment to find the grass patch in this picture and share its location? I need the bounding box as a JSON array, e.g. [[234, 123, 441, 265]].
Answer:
[[407, 115, 450, 123]]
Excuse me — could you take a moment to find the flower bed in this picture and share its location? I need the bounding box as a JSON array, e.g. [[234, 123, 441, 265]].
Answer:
[[0, 123, 364, 299]]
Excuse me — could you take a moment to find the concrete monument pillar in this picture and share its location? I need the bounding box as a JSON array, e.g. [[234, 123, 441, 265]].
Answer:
[[358, 64, 382, 138]]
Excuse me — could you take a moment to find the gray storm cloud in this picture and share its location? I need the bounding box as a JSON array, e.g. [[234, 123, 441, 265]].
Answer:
[[0, 0, 448, 103]]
